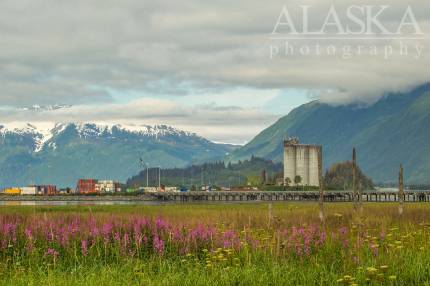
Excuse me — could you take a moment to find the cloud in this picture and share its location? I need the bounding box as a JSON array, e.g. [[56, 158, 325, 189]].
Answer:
[[0, 99, 278, 144], [0, 0, 429, 143], [0, 0, 428, 106]]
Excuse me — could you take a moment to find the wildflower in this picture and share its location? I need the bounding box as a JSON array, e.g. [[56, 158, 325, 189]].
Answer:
[[81, 240, 88, 256], [380, 265, 389, 272], [152, 235, 165, 255], [24, 228, 33, 240], [45, 248, 59, 258]]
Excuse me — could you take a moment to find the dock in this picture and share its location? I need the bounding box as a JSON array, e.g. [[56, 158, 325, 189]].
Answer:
[[0, 191, 429, 203], [147, 190, 430, 202]]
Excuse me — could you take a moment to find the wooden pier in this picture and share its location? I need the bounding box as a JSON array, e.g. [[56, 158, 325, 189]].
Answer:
[[148, 191, 430, 203]]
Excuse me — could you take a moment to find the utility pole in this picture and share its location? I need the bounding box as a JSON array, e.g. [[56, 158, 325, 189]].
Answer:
[[352, 148, 358, 210], [158, 166, 161, 189], [146, 165, 149, 187], [358, 180, 363, 215], [399, 164, 404, 216], [182, 169, 185, 186], [318, 146, 324, 223]]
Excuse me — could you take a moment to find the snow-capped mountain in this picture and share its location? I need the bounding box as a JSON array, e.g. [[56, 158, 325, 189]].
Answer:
[[20, 104, 72, 111], [0, 122, 205, 153], [0, 122, 237, 188]]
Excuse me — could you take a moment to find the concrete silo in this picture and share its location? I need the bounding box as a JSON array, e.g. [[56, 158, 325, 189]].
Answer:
[[284, 138, 321, 187]]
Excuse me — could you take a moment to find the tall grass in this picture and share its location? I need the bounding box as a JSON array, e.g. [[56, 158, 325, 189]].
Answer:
[[0, 203, 429, 285]]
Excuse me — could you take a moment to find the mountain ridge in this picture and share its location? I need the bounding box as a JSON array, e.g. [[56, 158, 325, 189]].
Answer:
[[0, 122, 236, 188], [229, 84, 430, 184]]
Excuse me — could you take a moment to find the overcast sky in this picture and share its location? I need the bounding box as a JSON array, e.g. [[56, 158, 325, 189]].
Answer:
[[0, 0, 429, 144]]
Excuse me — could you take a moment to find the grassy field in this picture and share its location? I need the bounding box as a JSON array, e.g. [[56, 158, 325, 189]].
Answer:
[[0, 203, 430, 285]]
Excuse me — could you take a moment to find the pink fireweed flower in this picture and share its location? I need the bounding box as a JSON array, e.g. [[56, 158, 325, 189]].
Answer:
[[135, 234, 143, 247], [81, 240, 88, 256], [24, 228, 32, 240], [155, 217, 168, 231], [339, 226, 348, 236], [222, 230, 239, 249], [45, 248, 59, 258], [114, 232, 121, 242], [153, 235, 165, 255]]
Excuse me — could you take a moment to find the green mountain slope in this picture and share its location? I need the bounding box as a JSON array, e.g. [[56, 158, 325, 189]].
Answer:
[[229, 84, 430, 184]]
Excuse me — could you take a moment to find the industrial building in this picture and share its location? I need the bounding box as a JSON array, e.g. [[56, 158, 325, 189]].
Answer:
[[39, 185, 57, 195], [95, 180, 121, 193], [76, 179, 98, 194], [284, 138, 321, 187]]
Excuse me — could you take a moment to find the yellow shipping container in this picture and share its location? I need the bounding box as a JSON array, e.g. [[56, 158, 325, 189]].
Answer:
[[4, 188, 21, 195]]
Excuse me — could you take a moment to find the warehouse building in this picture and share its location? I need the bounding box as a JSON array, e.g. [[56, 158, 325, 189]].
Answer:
[[95, 180, 121, 193], [284, 138, 321, 187], [76, 179, 98, 194]]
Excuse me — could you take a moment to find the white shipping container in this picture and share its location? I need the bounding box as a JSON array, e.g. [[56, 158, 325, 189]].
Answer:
[[95, 180, 118, 193], [144, 187, 159, 193], [21, 186, 37, 195]]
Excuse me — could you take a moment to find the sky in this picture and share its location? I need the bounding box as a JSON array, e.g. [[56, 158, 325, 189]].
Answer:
[[0, 0, 429, 144]]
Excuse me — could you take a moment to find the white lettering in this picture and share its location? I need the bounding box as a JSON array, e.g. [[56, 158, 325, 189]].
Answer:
[[272, 6, 298, 34], [397, 6, 423, 35]]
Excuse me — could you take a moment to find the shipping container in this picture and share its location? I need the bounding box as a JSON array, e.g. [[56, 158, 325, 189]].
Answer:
[[21, 186, 37, 195], [143, 187, 158, 193], [165, 187, 178, 192], [4, 188, 21, 195]]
